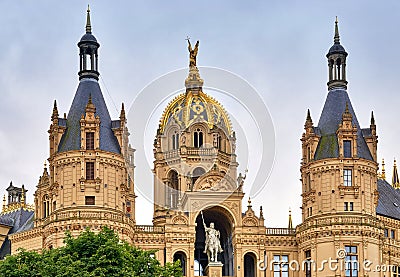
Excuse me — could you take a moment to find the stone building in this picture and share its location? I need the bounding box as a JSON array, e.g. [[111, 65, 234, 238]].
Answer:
[[1, 9, 400, 277]]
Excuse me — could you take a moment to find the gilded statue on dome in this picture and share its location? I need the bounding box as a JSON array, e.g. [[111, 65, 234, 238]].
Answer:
[[187, 38, 199, 67]]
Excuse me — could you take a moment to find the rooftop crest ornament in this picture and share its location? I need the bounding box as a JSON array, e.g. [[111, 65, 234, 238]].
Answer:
[[187, 37, 199, 67]]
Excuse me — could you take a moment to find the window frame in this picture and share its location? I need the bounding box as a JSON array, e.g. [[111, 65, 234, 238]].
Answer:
[[343, 169, 353, 186], [343, 140, 352, 158], [273, 254, 289, 277], [85, 196, 95, 205], [86, 132, 95, 150], [345, 245, 358, 277], [86, 162, 95, 180]]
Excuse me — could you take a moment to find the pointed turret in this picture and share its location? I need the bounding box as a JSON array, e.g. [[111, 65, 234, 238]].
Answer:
[[51, 100, 59, 121], [120, 103, 126, 122], [85, 94, 96, 114], [393, 159, 399, 189], [342, 102, 353, 122], [314, 19, 373, 161], [58, 7, 120, 154], [304, 109, 313, 129]]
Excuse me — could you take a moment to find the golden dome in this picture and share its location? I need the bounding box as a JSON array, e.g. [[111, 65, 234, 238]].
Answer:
[[159, 89, 232, 135], [159, 41, 232, 135]]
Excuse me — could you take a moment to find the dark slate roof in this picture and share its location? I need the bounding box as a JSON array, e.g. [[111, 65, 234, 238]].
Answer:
[[0, 209, 34, 258], [377, 179, 400, 220], [80, 33, 98, 43], [58, 78, 121, 154], [328, 43, 347, 55], [314, 88, 373, 161]]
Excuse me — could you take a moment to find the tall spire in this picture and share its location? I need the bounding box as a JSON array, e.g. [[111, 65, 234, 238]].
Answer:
[[393, 159, 399, 189], [86, 5, 92, 34], [334, 16, 340, 44]]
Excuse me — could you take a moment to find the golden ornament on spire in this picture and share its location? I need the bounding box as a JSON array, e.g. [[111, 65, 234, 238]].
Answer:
[[381, 158, 386, 180]]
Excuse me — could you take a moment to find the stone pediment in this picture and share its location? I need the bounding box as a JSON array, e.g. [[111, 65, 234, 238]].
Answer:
[[193, 172, 236, 192]]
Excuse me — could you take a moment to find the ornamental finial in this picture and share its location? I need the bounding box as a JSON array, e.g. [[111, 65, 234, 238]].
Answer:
[[86, 5, 92, 34]]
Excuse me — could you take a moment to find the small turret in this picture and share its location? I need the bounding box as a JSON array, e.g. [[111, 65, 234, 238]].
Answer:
[[327, 17, 348, 90]]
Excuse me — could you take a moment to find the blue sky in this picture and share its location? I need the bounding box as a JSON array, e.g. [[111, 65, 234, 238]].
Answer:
[[0, 1, 399, 227]]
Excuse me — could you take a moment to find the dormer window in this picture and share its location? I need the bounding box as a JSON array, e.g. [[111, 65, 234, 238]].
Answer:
[[86, 132, 94, 150], [343, 140, 352, 158]]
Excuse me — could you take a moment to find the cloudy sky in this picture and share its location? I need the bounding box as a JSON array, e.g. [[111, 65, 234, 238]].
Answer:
[[0, 1, 399, 227]]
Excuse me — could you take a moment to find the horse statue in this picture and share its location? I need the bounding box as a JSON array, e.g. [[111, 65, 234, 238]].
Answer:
[[202, 211, 223, 263]]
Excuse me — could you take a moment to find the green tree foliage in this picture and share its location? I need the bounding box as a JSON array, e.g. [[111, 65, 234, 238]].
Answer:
[[0, 227, 182, 277]]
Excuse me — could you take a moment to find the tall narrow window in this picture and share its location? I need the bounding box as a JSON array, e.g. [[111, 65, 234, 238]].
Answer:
[[172, 132, 179, 150], [86, 132, 94, 150], [384, 229, 389, 237], [305, 250, 312, 277], [85, 196, 95, 205], [343, 169, 352, 186], [391, 230, 395, 239], [345, 246, 358, 277], [194, 129, 203, 148], [86, 162, 95, 180], [273, 255, 289, 277], [43, 195, 50, 218], [344, 202, 348, 211], [344, 140, 352, 158]]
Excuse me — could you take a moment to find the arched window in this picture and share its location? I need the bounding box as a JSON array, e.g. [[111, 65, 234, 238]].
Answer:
[[192, 167, 206, 186], [167, 170, 179, 208], [172, 131, 180, 150], [194, 129, 203, 148], [244, 253, 256, 277], [336, 58, 342, 79], [43, 195, 50, 218], [173, 252, 187, 276]]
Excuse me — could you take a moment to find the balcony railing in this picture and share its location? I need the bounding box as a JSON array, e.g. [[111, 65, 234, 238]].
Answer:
[[134, 225, 165, 234], [266, 228, 296, 235]]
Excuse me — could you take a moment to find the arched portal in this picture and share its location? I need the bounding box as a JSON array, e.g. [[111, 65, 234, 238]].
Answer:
[[173, 251, 187, 276], [194, 206, 234, 276], [244, 252, 256, 277]]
